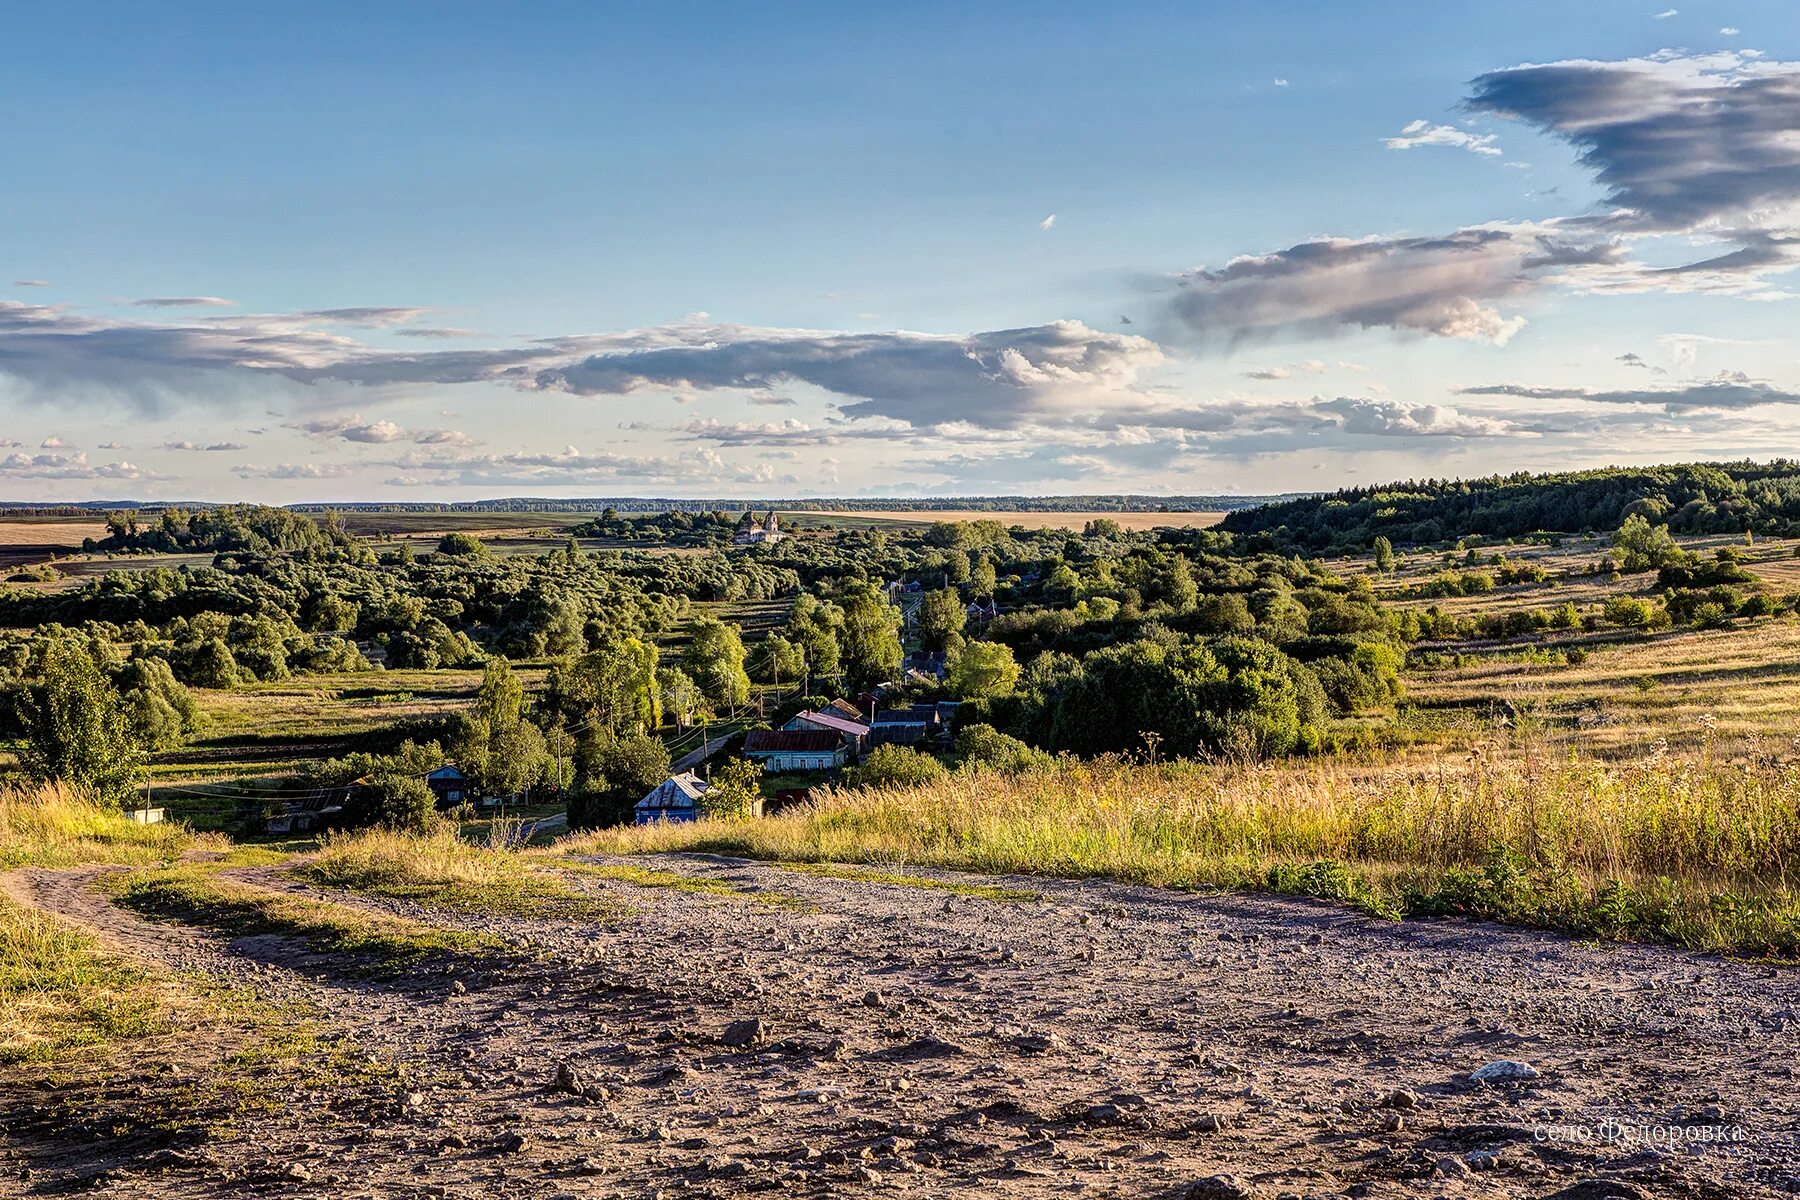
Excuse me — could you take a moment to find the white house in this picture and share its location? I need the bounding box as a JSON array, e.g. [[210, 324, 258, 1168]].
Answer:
[[634, 772, 712, 824], [742, 728, 847, 772]]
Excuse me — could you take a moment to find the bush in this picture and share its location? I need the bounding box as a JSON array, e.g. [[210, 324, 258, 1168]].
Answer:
[[364, 773, 437, 833], [954, 724, 1054, 773], [435, 533, 488, 557], [854, 744, 949, 788]]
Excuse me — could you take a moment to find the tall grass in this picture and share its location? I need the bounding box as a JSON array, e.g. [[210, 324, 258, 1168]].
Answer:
[[0, 783, 207, 868], [310, 826, 526, 891], [306, 826, 619, 919], [564, 751, 1800, 956]]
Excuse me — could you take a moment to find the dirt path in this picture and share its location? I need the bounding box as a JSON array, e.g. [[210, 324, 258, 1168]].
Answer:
[[4, 855, 1798, 1198]]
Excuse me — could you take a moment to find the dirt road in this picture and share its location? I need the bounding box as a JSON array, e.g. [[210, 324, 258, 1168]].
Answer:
[[3, 854, 1797, 1198]]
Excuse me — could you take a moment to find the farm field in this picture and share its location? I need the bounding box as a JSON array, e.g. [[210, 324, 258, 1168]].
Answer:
[[812, 509, 1227, 531]]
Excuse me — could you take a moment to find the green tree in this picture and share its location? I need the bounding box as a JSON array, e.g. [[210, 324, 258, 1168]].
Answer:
[[753, 634, 805, 685], [786, 593, 843, 679], [947, 640, 1020, 699], [969, 557, 998, 597], [1614, 514, 1682, 572], [366, 772, 437, 833], [568, 729, 673, 828], [485, 719, 549, 798], [474, 659, 524, 730], [16, 642, 145, 806], [658, 667, 706, 728], [837, 583, 904, 689], [682, 617, 751, 709], [1373, 536, 1396, 572], [916, 588, 966, 651], [435, 532, 489, 557], [699, 756, 763, 820], [116, 656, 200, 750]]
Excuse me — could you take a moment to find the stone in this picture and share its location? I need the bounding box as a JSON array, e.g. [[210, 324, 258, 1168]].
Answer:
[[1378, 1088, 1417, 1109], [1184, 1174, 1253, 1199], [1193, 1113, 1230, 1134], [721, 1018, 766, 1048], [1469, 1059, 1539, 1084]]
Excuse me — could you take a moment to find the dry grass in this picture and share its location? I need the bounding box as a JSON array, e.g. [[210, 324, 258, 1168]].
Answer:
[[0, 893, 173, 1063], [310, 826, 528, 891], [812, 510, 1226, 531], [566, 751, 1800, 955], [1406, 618, 1800, 750], [0, 784, 213, 868], [0, 520, 109, 547], [306, 826, 621, 919]]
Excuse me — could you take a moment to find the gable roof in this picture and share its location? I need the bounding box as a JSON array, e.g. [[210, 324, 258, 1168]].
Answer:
[[824, 697, 864, 721], [791, 711, 870, 738], [636, 771, 710, 810], [872, 704, 937, 725], [743, 728, 844, 754]]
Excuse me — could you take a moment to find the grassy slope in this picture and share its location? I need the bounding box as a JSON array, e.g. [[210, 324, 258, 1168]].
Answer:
[[568, 751, 1800, 957]]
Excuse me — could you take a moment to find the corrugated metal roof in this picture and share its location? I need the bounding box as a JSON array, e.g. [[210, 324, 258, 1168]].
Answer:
[[743, 728, 844, 753], [791, 711, 870, 737]]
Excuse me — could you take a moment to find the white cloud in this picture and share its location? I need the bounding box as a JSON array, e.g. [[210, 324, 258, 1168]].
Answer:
[[1384, 119, 1503, 157], [133, 296, 235, 308], [1040, 214, 1056, 231], [232, 462, 355, 480]]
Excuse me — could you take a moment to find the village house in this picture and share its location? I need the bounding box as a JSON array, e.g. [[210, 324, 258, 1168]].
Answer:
[[902, 650, 948, 681], [732, 511, 786, 544], [741, 728, 848, 772], [784, 708, 871, 754], [869, 703, 941, 747], [425, 763, 470, 808], [823, 697, 864, 722], [634, 771, 713, 824]]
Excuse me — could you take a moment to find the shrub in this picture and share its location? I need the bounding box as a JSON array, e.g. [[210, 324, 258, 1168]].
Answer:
[[954, 724, 1054, 773], [364, 773, 438, 834], [854, 744, 949, 788]]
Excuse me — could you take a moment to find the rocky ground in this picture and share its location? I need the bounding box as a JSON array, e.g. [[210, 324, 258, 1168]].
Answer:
[[3, 852, 1798, 1199]]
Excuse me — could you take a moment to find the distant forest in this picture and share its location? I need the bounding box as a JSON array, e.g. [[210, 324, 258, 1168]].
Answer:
[[1221, 461, 1800, 549], [0, 495, 1292, 516]]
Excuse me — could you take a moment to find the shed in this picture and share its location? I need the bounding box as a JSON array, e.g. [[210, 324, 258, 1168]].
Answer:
[[425, 764, 470, 808], [634, 772, 712, 825]]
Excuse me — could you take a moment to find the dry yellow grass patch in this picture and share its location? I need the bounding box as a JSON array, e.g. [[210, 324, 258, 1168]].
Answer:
[[0, 784, 211, 868], [564, 750, 1800, 953], [0, 521, 108, 548], [1406, 618, 1800, 749]]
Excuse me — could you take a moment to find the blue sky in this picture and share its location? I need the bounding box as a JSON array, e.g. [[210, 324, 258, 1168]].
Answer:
[[4, 2, 1799, 500]]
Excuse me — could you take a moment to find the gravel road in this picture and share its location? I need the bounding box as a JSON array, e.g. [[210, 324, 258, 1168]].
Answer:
[[3, 852, 1797, 1199]]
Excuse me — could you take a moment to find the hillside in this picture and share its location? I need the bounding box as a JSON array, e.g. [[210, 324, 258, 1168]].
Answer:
[[1220, 461, 1800, 549]]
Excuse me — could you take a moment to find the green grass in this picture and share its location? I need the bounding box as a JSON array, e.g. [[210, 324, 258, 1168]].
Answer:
[[0, 892, 171, 1063], [554, 859, 809, 908], [774, 861, 1042, 902], [107, 865, 512, 971]]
